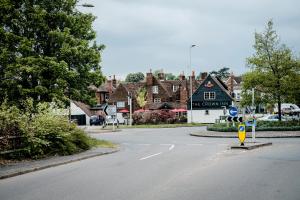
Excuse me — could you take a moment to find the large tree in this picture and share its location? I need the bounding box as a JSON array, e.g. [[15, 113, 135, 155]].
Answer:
[[0, 0, 105, 107], [125, 72, 144, 82], [210, 67, 230, 80], [242, 20, 300, 120]]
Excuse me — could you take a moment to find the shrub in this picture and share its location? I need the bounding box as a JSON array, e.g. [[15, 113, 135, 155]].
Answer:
[[207, 121, 300, 132], [0, 99, 97, 159], [132, 110, 175, 125]]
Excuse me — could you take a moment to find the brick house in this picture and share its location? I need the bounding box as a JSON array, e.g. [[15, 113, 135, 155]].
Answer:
[[100, 70, 203, 112], [225, 73, 242, 103]]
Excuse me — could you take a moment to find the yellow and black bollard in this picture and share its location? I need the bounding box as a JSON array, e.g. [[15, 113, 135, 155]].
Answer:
[[238, 124, 246, 146]]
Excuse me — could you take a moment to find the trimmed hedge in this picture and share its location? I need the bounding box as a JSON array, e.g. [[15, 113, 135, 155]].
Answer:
[[207, 121, 300, 132]]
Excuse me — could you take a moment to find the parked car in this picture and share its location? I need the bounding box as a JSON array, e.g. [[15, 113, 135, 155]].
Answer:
[[259, 114, 287, 122], [90, 115, 104, 126]]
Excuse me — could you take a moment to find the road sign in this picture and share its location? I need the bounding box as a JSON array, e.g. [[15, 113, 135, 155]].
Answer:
[[229, 107, 238, 117], [246, 119, 257, 127], [104, 105, 117, 116], [238, 124, 246, 146], [227, 116, 243, 123]]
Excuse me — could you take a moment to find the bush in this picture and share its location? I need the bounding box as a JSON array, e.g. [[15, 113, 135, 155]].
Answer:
[[132, 110, 175, 125], [207, 121, 300, 132], [0, 99, 96, 159]]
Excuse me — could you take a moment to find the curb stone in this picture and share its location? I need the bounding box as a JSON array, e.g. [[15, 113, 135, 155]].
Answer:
[[0, 147, 119, 180]]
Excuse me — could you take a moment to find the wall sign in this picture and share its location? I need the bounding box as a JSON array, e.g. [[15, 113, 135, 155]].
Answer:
[[192, 101, 231, 109]]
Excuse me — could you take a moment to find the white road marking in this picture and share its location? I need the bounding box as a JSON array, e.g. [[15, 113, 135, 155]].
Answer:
[[122, 143, 130, 145], [160, 144, 173, 146], [169, 144, 175, 151], [139, 152, 162, 161], [138, 144, 151, 146], [187, 144, 203, 146]]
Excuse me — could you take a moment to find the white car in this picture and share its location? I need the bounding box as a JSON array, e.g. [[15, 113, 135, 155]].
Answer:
[[259, 114, 286, 122]]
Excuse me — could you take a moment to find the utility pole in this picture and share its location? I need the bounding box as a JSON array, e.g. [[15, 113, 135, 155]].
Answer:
[[252, 88, 256, 142]]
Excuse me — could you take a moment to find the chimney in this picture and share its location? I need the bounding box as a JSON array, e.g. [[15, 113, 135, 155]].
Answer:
[[146, 69, 153, 86], [158, 69, 165, 81], [191, 70, 195, 81], [201, 72, 208, 80], [112, 75, 117, 88], [179, 71, 185, 81], [107, 76, 113, 94], [228, 72, 234, 94]]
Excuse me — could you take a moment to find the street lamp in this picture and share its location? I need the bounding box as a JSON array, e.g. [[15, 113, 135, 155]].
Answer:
[[189, 44, 196, 123]]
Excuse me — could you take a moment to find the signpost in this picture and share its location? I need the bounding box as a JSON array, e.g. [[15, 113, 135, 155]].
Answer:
[[238, 124, 246, 146], [229, 107, 238, 117], [104, 105, 117, 131]]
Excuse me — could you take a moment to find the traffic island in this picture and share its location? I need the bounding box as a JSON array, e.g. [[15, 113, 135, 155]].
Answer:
[[230, 142, 272, 150]]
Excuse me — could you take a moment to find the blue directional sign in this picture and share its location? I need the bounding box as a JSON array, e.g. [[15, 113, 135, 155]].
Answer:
[[229, 107, 238, 117], [239, 125, 245, 131]]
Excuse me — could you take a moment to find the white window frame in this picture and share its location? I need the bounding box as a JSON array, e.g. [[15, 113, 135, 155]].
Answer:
[[117, 101, 125, 108], [204, 92, 216, 100], [153, 98, 161, 103], [152, 86, 158, 94], [173, 85, 179, 92]]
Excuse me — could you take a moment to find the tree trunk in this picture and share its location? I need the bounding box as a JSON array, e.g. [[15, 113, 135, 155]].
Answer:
[[277, 94, 282, 121]]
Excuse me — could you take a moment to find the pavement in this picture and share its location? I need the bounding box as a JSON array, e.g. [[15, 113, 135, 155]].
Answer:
[[191, 130, 300, 138], [0, 147, 118, 180]]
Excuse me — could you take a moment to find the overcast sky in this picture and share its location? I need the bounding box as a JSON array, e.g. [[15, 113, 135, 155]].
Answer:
[[80, 0, 300, 80]]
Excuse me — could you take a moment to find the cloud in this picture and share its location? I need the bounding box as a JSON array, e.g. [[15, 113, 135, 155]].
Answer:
[[80, 0, 300, 79]]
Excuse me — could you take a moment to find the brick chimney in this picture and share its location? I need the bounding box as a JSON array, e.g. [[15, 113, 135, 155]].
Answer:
[[179, 72, 185, 81], [158, 70, 165, 81], [228, 72, 234, 95], [146, 69, 153, 86], [112, 75, 117, 88], [191, 70, 195, 82]]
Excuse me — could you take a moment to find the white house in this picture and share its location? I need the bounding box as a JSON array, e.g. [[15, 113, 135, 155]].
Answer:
[[71, 101, 92, 125], [188, 74, 233, 123]]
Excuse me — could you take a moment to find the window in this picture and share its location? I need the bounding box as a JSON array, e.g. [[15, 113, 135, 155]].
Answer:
[[117, 101, 125, 108], [205, 110, 209, 115], [153, 98, 161, 103], [236, 93, 241, 100], [173, 85, 179, 92], [204, 92, 216, 100], [152, 86, 158, 94]]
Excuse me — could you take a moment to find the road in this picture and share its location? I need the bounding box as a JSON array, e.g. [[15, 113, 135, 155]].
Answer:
[[1, 127, 300, 200]]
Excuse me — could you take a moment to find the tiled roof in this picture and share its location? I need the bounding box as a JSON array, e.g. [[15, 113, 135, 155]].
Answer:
[[72, 101, 92, 117]]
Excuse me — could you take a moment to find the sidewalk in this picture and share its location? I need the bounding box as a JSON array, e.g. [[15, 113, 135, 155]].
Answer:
[[190, 130, 300, 138], [0, 147, 119, 180]]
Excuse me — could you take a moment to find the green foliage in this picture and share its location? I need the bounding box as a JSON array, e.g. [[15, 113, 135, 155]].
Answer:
[[125, 72, 145, 82], [242, 20, 300, 119], [0, 99, 102, 159], [0, 0, 105, 107], [136, 87, 147, 109], [207, 121, 300, 132], [210, 67, 230, 79]]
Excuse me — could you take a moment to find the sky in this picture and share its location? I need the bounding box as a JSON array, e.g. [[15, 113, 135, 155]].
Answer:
[[79, 0, 300, 80]]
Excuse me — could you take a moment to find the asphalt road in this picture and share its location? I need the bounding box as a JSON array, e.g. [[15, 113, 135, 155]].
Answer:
[[1, 127, 300, 200]]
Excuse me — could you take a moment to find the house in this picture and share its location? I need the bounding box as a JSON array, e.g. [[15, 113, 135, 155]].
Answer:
[[225, 73, 242, 103], [70, 101, 93, 125], [107, 70, 202, 112], [188, 74, 233, 123]]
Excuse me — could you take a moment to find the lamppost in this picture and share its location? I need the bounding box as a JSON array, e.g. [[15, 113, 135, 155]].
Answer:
[[189, 44, 196, 123]]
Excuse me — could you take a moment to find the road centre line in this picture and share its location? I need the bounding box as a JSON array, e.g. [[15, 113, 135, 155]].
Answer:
[[139, 152, 162, 161], [169, 144, 175, 151]]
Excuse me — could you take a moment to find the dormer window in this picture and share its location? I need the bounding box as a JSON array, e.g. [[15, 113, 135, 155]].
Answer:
[[173, 85, 179, 92], [152, 86, 158, 94]]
